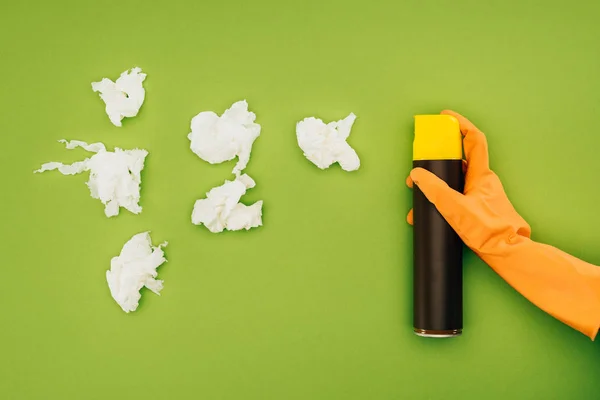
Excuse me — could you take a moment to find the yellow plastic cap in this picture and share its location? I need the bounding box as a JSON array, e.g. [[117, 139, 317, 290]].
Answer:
[[413, 115, 463, 161]]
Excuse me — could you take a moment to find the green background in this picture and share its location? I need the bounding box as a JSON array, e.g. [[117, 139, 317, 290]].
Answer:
[[1, 0, 599, 398]]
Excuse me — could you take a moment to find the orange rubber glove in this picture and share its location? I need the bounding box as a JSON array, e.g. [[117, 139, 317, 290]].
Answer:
[[407, 110, 600, 340]]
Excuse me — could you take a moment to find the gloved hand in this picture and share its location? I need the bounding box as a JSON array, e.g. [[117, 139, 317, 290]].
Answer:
[[407, 110, 600, 340]]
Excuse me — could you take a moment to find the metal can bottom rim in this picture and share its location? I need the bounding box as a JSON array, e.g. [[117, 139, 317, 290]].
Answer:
[[413, 328, 462, 338]]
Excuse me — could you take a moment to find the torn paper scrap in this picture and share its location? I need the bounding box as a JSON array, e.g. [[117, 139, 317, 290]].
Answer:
[[192, 174, 263, 233], [92, 67, 146, 127], [34, 140, 147, 217], [188, 100, 261, 176], [296, 113, 360, 171], [106, 232, 168, 313]]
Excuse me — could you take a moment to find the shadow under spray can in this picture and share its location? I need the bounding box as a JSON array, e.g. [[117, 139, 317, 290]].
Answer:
[[412, 115, 464, 338]]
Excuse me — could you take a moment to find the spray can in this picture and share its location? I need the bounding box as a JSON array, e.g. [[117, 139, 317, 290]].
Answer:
[[412, 115, 464, 338]]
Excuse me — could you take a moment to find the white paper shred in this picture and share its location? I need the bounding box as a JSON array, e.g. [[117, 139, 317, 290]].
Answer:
[[192, 174, 263, 233], [92, 67, 147, 127], [34, 140, 147, 217], [188, 100, 261, 176], [296, 113, 360, 171], [106, 232, 168, 313]]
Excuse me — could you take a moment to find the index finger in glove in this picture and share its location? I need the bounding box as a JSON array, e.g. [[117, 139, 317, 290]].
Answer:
[[441, 110, 489, 179], [410, 167, 475, 236]]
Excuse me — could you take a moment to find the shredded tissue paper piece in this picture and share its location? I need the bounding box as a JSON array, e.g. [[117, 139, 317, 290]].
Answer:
[[92, 67, 146, 127], [296, 112, 360, 171], [34, 140, 147, 217], [192, 174, 263, 233], [188, 100, 261, 176], [106, 232, 168, 313]]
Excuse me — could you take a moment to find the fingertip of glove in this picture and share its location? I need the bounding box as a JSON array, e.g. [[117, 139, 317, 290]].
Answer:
[[410, 167, 428, 184], [440, 109, 458, 116]]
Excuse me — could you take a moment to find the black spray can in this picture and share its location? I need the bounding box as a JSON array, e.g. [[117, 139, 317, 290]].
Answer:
[[412, 115, 464, 338]]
